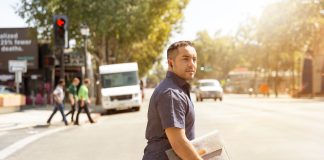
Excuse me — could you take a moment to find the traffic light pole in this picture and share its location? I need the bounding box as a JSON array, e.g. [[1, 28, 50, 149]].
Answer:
[[59, 46, 65, 79], [84, 35, 88, 79]]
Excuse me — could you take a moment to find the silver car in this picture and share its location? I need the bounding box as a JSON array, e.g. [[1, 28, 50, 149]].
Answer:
[[195, 79, 223, 102]]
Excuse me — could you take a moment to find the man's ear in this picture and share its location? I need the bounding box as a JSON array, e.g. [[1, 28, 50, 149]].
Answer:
[[168, 59, 173, 68]]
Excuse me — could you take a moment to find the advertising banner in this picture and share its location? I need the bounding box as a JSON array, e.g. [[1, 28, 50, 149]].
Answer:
[[0, 28, 38, 70]]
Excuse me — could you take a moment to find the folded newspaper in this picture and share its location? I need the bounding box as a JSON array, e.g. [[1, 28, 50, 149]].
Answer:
[[165, 130, 230, 160]]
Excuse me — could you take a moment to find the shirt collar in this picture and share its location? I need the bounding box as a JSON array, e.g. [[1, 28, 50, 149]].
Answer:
[[166, 71, 190, 90]]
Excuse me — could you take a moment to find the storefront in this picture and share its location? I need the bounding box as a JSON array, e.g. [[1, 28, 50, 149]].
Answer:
[[0, 28, 85, 105]]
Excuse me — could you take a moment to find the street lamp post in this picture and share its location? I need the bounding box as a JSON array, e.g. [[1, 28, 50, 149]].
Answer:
[[80, 25, 90, 79]]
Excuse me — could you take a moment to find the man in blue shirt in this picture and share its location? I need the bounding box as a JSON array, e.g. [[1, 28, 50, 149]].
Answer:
[[143, 41, 202, 160]]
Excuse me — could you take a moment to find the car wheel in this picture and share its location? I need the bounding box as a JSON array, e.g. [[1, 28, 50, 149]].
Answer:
[[132, 106, 140, 111], [219, 97, 223, 101], [106, 109, 116, 114]]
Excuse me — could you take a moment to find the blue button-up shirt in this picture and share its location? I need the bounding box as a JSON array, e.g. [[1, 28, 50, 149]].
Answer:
[[143, 71, 196, 160]]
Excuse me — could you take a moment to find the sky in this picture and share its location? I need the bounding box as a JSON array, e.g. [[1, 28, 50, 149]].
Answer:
[[170, 0, 280, 41]]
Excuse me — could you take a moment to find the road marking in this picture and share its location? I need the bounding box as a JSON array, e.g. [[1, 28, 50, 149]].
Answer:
[[0, 127, 67, 160]]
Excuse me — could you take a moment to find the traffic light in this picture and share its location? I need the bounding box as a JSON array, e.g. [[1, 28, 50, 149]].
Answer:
[[53, 15, 68, 47]]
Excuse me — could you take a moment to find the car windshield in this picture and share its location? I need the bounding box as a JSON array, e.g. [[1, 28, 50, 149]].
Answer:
[[199, 81, 220, 87], [101, 71, 138, 88]]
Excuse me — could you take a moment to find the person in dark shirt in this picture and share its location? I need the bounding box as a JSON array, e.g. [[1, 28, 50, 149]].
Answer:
[[65, 77, 80, 122], [143, 41, 202, 160]]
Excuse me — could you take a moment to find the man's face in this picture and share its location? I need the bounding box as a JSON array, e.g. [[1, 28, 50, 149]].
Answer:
[[73, 79, 80, 86], [169, 45, 197, 80]]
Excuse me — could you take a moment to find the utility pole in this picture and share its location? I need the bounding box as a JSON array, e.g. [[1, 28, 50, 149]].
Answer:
[[80, 24, 90, 79]]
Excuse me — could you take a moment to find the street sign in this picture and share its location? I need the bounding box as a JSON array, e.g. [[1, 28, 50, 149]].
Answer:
[[8, 60, 27, 73], [64, 52, 84, 66]]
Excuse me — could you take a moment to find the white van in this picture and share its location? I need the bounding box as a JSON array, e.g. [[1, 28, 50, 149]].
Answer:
[[99, 62, 142, 111]]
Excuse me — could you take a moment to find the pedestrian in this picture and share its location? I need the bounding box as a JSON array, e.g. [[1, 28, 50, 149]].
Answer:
[[65, 77, 80, 122], [143, 41, 202, 160], [47, 79, 68, 126], [74, 78, 95, 125]]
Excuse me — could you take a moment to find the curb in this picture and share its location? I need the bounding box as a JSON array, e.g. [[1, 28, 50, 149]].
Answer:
[[0, 113, 101, 132]]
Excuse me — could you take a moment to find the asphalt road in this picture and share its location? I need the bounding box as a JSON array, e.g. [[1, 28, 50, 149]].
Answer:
[[4, 89, 324, 160]]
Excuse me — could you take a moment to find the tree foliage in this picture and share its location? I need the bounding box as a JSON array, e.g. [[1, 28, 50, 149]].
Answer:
[[17, 0, 189, 77], [254, 0, 323, 94], [192, 0, 323, 95], [193, 31, 239, 80]]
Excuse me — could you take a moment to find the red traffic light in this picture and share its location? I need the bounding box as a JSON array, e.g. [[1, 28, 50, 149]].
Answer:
[[56, 18, 65, 27]]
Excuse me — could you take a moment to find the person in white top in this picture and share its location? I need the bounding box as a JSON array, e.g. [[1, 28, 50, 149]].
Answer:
[[47, 79, 68, 126]]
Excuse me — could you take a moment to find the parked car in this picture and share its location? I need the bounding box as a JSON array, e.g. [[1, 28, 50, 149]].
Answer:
[[0, 85, 15, 93], [195, 79, 223, 102]]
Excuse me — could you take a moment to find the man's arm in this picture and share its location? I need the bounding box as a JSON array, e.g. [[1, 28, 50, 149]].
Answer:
[[53, 93, 62, 104], [68, 93, 75, 105], [165, 127, 203, 160], [67, 86, 75, 105]]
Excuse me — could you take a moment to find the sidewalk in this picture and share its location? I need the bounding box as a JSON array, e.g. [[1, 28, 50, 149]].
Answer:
[[0, 105, 101, 131]]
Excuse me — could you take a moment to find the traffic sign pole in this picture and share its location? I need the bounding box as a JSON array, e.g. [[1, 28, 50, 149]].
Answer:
[[15, 71, 22, 93], [8, 60, 27, 94]]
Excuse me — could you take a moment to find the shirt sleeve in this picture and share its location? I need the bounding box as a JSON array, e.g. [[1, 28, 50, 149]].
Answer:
[[157, 89, 187, 130]]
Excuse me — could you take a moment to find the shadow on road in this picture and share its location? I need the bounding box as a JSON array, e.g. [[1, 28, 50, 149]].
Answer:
[[100, 108, 139, 116]]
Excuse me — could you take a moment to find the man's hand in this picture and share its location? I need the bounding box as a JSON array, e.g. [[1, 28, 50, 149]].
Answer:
[[165, 127, 203, 160], [80, 100, 85, 107], [69, 94, 75, 105], [87, 99, 91, 104]]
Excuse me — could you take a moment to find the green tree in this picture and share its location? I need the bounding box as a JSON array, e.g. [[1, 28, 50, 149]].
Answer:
[[255, 0, 323, 96], [194, 31, 238, 80], [17, 0, 189, 78]]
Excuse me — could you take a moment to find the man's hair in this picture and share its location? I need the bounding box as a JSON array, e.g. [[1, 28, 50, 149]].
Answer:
[[58, 79, 65, 85], [167, 41, 193, 59], [84, 78, 90, 84]]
